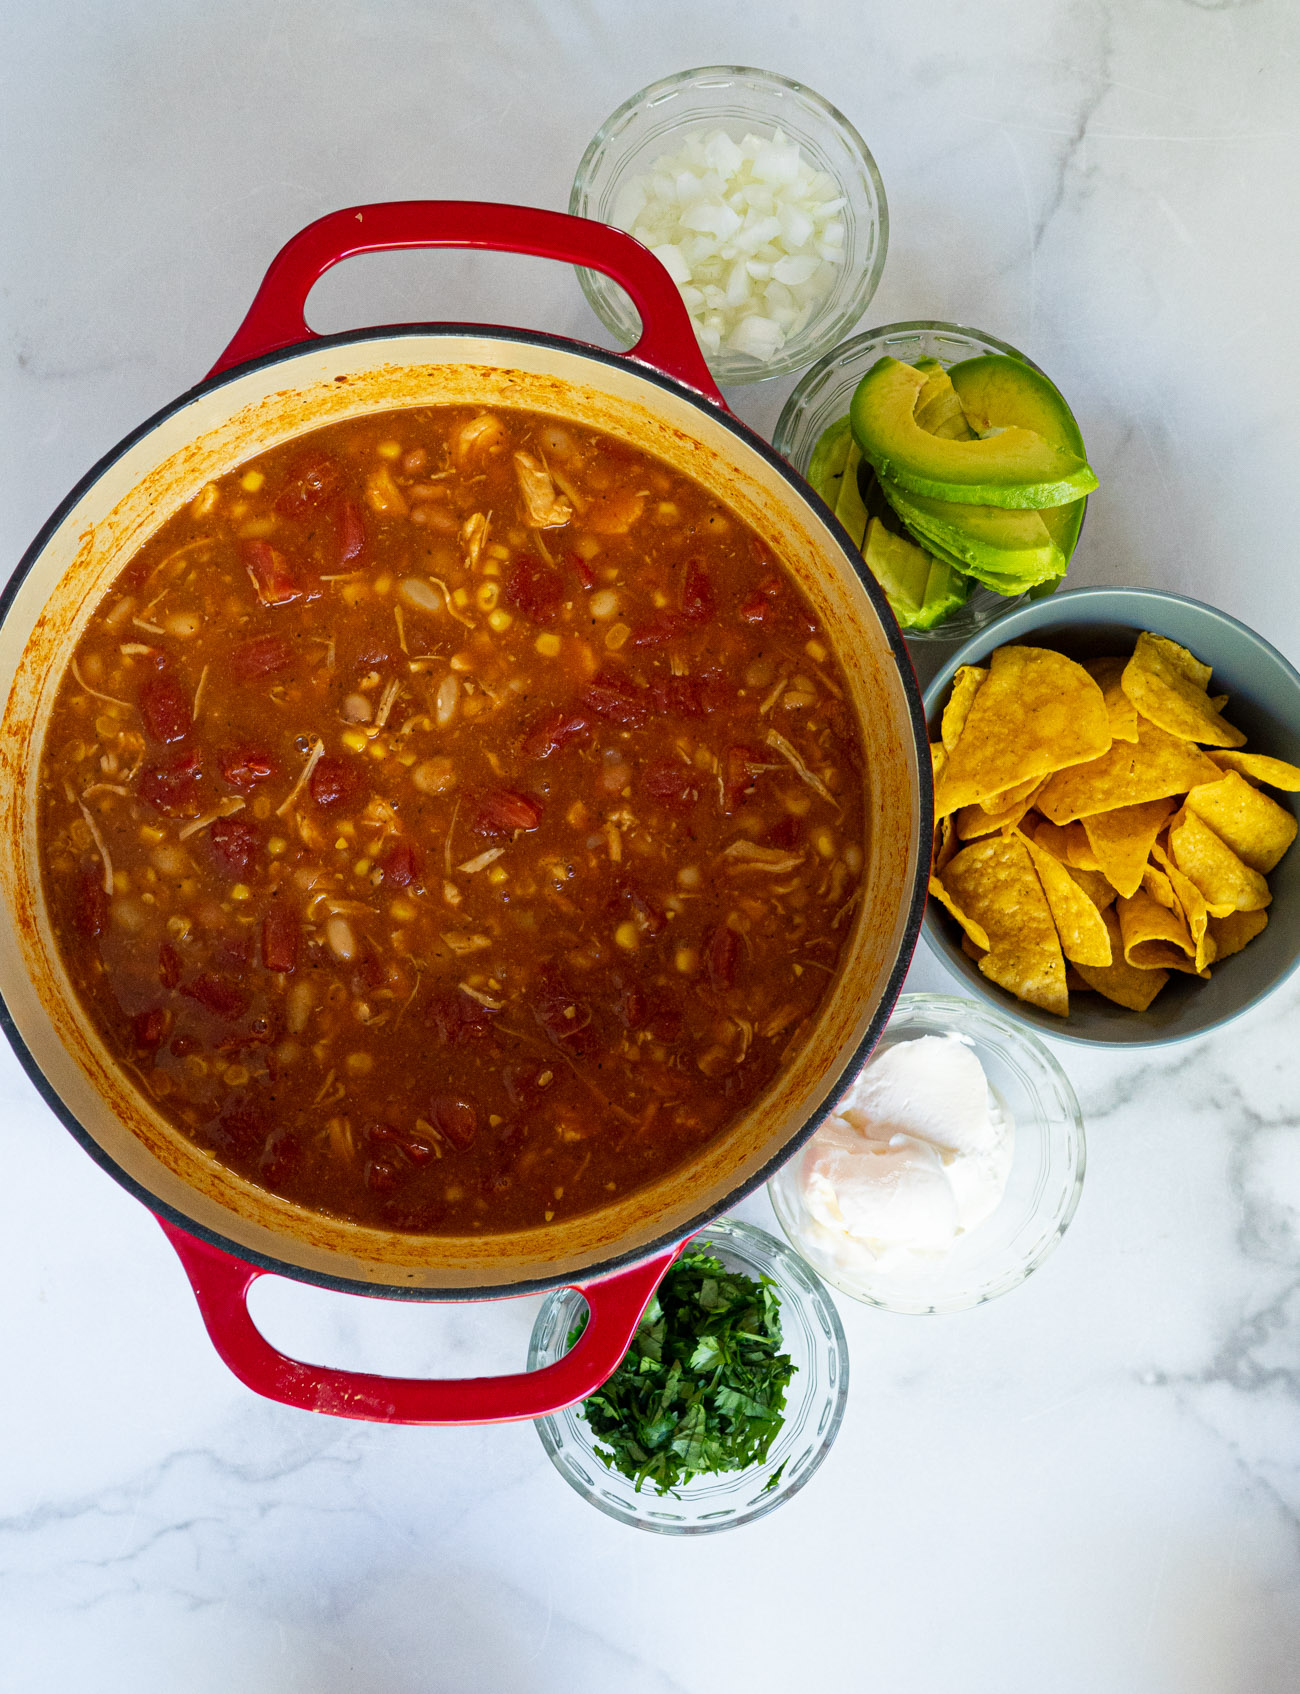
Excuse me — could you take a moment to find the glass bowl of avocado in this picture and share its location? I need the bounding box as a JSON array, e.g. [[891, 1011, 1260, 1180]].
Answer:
[[773, 322, 1097, 642]]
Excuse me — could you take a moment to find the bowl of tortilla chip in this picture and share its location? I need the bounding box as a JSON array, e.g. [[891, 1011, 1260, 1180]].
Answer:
[[921, 587, 1300, 1044]]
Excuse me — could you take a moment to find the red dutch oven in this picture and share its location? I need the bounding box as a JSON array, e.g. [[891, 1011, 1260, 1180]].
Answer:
[[0, 202, 929, 1425]]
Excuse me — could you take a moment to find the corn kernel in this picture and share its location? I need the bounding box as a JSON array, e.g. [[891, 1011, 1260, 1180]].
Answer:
[[805, 638, 828, 663], [240, 470, 265, 492], [341, 729, 369, 753], [166, 915, 191, 940], [604, 622, 630, 651], [535, 632, 562, 658], [488, 866, 509, 885], [486, 543, 510, 560], [224, 1064, 250, 1087], [373, 573, 393, 596], [112, 870, 130, 894], [346, 1051, 375, 1074], [138, 824, 165, 845], [488, 609, 513, 633], [376, 440, 402, 460], [452, 586, 470, 607], [397, 750, 417, 767], [354, 858, 371, 877], [368, 740, 388, 759], [390, 898, 418, 923], [615, 921, 639, 952], [814, 827, 836, 858], [675, 947, 699, 974], [482, 559, 501, 577], [267, 836, 287, 855], [231, 883, 252, 901], [476, 581, 499, 610], [335, 837, 349, 851]]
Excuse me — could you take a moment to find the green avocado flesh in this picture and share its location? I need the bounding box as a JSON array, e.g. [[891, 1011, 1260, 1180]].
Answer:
[[849, 357, 1098, 507], [912, 364, 976, 441], [877, 477, 1066, 590], [863, 519, 967, 629], [948, 354, 1086, 455]]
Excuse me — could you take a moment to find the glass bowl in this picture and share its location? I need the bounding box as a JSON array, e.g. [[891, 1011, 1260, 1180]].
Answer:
[[570, 65, 888, 386], [768, 994, 1085, 1315], [773, 321, 1087, 643], [528, 1216, 848, 1533]]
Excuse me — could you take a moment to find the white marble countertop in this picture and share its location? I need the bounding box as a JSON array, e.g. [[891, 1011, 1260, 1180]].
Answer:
[[4, 4, 1300, 1690]]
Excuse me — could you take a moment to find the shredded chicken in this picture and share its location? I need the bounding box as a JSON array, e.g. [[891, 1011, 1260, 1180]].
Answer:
[[76, 797, 114, 895], [765, 729, 838, 808], [513, 451, 572, 528], [453, 413, 507, 466], [721, 840, 806, 874], [275, 739, 324, 817], [461, 511, 490, 569]]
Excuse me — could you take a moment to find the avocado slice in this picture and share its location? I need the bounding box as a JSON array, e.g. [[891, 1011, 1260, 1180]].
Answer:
[[832, 438, 871, 547], [806, 415, 853, 508], [849, 357, 1098, 507], [862, 518, 968, 630], [876, 474, 1066, 589], [913, 363, 976, 441]]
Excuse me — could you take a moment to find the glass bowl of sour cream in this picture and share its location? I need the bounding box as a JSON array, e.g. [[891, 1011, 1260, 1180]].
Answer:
[[768, 995, 1085, 1315]]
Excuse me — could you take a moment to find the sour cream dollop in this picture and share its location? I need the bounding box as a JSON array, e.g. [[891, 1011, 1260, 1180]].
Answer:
[[796, 1034, 1013, 1274]]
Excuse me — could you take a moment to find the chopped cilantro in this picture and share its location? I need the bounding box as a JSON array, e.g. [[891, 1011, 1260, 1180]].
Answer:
[[572, 1248, 796, 1495]]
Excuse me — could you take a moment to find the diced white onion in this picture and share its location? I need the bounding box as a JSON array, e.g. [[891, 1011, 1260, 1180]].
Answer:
[[613, 126, 844, 365]]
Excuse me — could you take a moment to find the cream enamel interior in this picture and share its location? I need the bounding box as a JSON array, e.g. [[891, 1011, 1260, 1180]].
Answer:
[[0, 333, 924, 1291]]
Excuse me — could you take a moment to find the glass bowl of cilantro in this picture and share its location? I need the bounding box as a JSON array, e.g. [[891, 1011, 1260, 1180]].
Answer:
[[528, 1216, 848, 1533]]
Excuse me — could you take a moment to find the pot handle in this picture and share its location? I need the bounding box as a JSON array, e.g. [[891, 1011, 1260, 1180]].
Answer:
[[208, 199, 725, 405], [156, 1216, 681, 1425]]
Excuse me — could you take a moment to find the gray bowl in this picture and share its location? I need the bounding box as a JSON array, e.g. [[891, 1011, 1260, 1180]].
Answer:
[[922, 587, 1300, 1046]]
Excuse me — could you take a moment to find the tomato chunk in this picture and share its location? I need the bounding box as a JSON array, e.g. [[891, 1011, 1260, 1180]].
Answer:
[[208, 817, 261, 877], [139, 674, 192, 744], [381, 840, 420, 887], [132, 1007, 170, 1050], [642, 758, 702, 812], [504, 555, 564, 624], [520, 706, 590, 761], [183, 973, 248, 1021], [242, 540, 301, 606], [139, 752, 204, 815], [275, 451, 343, 516], [426, 989, 497, 1044], [218, 746, 276, 789], [724, 744, 767, 813], [310, 755, 364, 809], [74, 869, 107, 938], [230, 634, 293, 680], [429, 1093, 479, 1150], [159, 941, 183, 989], [584, 669, 649, 727], [681, 558, 716, 624], [629, 610, 690, 649], [706, 924, 739, 991], [262, 902, 299, 972], [337, 500, 366, 564], [650, 676, 706, 718], [473, 789, 543, 834]]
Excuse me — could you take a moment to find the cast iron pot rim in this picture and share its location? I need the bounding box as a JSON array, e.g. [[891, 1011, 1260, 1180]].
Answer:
[[0, 320, 931, 1302]]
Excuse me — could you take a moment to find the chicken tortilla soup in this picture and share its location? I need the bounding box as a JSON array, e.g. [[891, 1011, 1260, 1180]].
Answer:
[[36, 406, 868, 1234]]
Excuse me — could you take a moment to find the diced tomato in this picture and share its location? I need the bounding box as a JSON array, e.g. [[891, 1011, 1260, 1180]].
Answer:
[[739, 592, 770, 624], [337, 500, 366, 564], [584, 669, 649, 727], [275, 451, 343, 516], [366, 1158, 399, 1192], [568, 551, 595, 590], [766, 814, 802, 851], [531, 972, 594, 1053], [309, 754, 364, 809], [242, 540, 301, 606], [426, 989, 497, 1044], [208, 817, 261, 877], [139, 752, 204, 815], [139, 673, 192, 744], [73, 869, 107, 938], [133, 1007, 170, 1050], [706, 924, 739, 991], [520, 705, 590, 761], [262, 902, 299, 972], [723, 744, 767, 813], [650, 675, 705, 718], [381, 840, 420, 886], [629, 610, 690, 649], [183, 973, 248, 1021], [641, 758, 702, 812], [504, 555, 564, 624], [429, 1093, 479, 1150], [681, 558, 716, 624], [473, 788, 543, 834], [230, 634, 292, 680], [218, 745, 276, 789], [159, 941, 183, 989]]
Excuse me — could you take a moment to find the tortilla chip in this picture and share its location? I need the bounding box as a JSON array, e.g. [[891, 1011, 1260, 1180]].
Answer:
[[935, 646, 1111, 817], [1183, 770, 1297, 873], [1032, 819, 1098, 870], [928, 874, 991, 952], [1151, 842, 1217, 972], [1065, 865, 1118, 910], [1120, 632, 1246, 748], [941, 666, 987, 753], [960, 932, 986, 962], [1207, 749, 1300, 791], [1115, 888, 1207, 976], [1036, 715, 1221, 824], [979, 773, 1043, 814], [1073, 907, 1170, 1011], [1167, 806, 1271, 912], [1206, 907, 1268, 960], [1078, 796, 1176, 899], [956, 778, 1048, 840], [1020, 832, 1113, 966], [1084, 657, 1140, 743], [1140, 862, 1178, 911], [940, 835, 1068, 1015], [934, 813, 958, 875]]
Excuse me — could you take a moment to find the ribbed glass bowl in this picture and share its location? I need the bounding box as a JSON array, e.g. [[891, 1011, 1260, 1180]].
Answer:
[[529, 1216, 848, 1533], [570, 65, 888, 385], [768, 995, 1086, 1315], [773, 321, 1085, 642]]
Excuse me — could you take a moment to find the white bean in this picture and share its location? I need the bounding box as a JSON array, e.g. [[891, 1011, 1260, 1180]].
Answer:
[[342, 693, 373, 723], [435, 674, 459, 728], [326, 916, 357, 961], [400, 577, 443, 614]]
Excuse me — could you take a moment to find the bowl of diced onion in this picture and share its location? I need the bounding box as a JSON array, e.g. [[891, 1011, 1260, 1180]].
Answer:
[[571, 65, 888, 386]]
